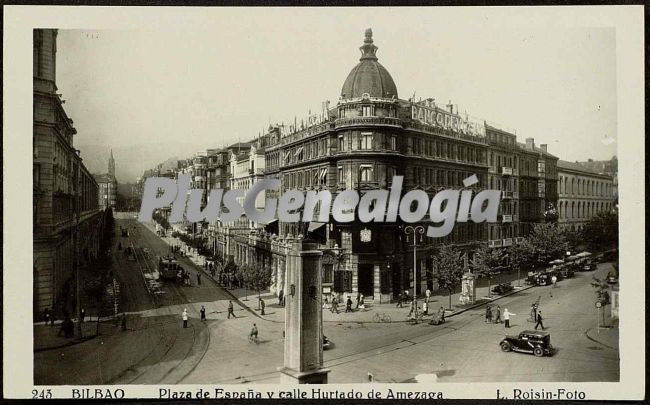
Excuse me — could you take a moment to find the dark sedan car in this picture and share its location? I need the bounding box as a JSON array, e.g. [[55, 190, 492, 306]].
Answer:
[[500, 330, 554, 357]]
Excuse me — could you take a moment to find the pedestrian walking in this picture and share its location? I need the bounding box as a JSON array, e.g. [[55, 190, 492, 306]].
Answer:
[[422, 300, 428, 315], [408, 299, 416, 318], [530, 304, 538, 322], [503, 308, 515, 328], [331, 296, 339, 314], [359, 295, 365, 310], [494, 305, 502, 323], [200, 305, 206, 322], [345, 296, 353, 313], [485, 305, 493, 323], [551, 275, 557, 288], [80, 308, 85, 323], [396, 292, 403, 308], [197, 273, 201, 286], [182, 308, 189, 328], [43, 308, 51, 325], [356, 292, 361, 309], [534, 310, 545, 330], [278, 289, 284, 306], [227, 300, 236, 318], [439, 306, 446, 323], [425, 288, 431, 303], [260, 299, 266, 315]]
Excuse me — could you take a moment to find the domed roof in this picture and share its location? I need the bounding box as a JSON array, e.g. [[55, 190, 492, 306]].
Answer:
[[341, 29, 398, 100]]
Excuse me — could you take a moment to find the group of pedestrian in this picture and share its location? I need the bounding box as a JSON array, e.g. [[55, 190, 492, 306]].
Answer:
[[485, 305, 503, 324]]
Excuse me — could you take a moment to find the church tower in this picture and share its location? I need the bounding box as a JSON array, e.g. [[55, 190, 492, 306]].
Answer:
[[108, 149, 115, 177]]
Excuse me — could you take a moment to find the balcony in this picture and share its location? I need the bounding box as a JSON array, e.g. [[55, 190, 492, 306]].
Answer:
[[488, 239, 503, 248], [502, 238, 513, 247], [501, 214, 513, 223], [502, 191, 513, 199], [515, 237, 525, 244], [335, 116, 402, 129], [500, 167, 513, 176]]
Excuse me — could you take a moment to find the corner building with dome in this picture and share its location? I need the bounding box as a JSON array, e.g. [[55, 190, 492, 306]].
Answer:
[[218, 29, 559, 303]]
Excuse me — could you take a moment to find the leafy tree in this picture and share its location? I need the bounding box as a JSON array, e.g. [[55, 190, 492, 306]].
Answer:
[[526, 223, 568, 266], [247, 262, 273, 308], [509, 240, 535, 285], [432, 245, 464, 310], [471, 246, 503, 297], [581, 211, 618, 251]]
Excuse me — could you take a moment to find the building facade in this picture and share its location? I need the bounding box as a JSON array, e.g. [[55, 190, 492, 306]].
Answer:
[[556, 160, 615, 230], [209, 29, 557, 303], [33, 29, 105, 317]]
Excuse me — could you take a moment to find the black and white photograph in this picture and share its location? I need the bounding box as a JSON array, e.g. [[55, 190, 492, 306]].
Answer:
[[3, 4, 645, 401]]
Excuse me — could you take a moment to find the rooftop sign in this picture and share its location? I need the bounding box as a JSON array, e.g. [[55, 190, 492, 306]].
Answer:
[[411, 100, 486, 138]]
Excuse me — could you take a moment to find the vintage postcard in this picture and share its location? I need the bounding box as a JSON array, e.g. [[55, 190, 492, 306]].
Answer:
[[3, 4, 644, 400]]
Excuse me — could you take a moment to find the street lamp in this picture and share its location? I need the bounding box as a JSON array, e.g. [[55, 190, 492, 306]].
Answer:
[[404, 225, 425, 308]]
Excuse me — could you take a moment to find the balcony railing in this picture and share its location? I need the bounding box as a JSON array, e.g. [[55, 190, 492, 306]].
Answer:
[[488, 239, 503, 248], [501, 214, 513, 223], [502, 191, 513, 199], [335, 116, 402, 129], [515, 237, 525, 244], [502, 238, 513, 247], [501, 167, 513, 176]]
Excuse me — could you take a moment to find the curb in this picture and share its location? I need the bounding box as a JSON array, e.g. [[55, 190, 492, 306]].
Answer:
[[583, 327, 618, 350], [446, 284, 536, 318], [34, 334, 99, 353]]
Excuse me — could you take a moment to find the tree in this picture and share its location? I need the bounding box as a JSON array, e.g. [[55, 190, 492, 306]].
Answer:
[[471, 246, 503, 297], [509, 240, 535, 286], [432, 245, 464, 310], [526, 223, 568, 266], [590, 276, 611, 326], [247, 262, 273, 308], [581, 211, 618, 251]]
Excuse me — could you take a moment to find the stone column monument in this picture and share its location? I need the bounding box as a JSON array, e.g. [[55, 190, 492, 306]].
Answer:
[[278, 237, 330, 384]]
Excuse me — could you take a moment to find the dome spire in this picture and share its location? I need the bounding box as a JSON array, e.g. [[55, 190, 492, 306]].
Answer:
[[359, 28, 378, 61]]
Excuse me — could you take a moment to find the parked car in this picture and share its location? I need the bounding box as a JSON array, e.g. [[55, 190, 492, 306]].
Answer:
[[582, 260, 597, 271], [491, 282, 514, 295], [500, 330, 554, 357]]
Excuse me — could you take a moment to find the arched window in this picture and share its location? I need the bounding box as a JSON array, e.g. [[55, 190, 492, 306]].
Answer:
[[571, 202, 575, 218]]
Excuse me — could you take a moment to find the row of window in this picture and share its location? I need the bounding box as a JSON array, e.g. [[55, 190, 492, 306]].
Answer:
[[558, 176, 612, 197], [558, 200, 613, 220], [408, 136, 485, 164], [412, 167, 486, 188]]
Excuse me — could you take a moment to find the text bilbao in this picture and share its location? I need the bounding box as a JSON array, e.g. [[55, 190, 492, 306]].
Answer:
[[138, 174, 501, 238]]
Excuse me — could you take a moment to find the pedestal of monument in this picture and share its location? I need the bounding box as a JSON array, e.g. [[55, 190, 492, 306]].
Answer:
[[278, 238, 330, 384]]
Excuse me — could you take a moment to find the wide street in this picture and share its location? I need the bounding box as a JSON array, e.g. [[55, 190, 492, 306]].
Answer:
[[34, 214, 619, 385]]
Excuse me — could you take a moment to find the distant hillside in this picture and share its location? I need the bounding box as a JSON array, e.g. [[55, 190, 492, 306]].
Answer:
[[76, 142, 206, 182]]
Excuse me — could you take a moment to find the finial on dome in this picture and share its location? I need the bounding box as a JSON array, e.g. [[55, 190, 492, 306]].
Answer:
[[359, 28, 378, 61]]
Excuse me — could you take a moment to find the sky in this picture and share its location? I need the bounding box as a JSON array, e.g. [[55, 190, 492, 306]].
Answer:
[[55, 8, 618, 182]]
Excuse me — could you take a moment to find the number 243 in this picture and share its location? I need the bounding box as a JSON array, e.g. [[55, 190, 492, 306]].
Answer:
[[32, 389, 52, 399]]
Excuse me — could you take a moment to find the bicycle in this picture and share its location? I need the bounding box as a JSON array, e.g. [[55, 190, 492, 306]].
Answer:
[[372, 312, 392, 323]]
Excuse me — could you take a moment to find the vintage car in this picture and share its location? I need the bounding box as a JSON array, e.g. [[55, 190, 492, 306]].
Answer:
[[491, 282, 514, 295], [500, 330, 554, 357], [582, 259, 597, 271]]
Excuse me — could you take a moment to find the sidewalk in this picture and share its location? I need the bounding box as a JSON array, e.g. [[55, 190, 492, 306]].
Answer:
[[34, 320, 119, 352], [229, 278, 534, 324], [143, 222, 536, 324]]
